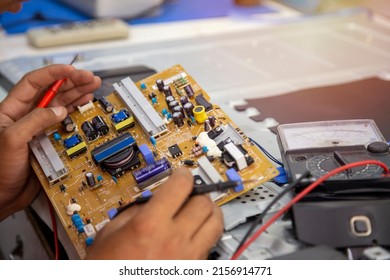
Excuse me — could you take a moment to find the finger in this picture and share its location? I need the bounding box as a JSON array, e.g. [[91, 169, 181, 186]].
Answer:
[[145, 168, 193, 218], [189, 204, 224, 258], [174, 195, 214, 238], [51, 76, 100, 108], [94, 205, 141, 242], [1, 65, 76, 119], [58, 68, 98, 92], [4, 106, 67, 147]]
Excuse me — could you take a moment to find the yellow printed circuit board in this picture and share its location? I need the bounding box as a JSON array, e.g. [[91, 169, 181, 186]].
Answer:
[[30, 65, 279, 258]]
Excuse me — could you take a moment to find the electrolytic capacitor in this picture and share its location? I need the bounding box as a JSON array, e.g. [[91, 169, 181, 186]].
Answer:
[[92, 116, 109, 135], [156, 79, 165, 92], [163, 85, 173, 97], [85, 172, 96, 188], [183, 102, 195, 117], [62, 115, 76, 132], [81, 121, 98, 141], [179, 96, 189, 105], [173, 105, 184, 116], [204, 120, 211, 132], [98, 97, 113, 113], [165, 95, 175, 107], [208, 116, 216, 127], [169, 100, 179, 111], [184, 84, 195, 97], [172, 112, 184, 127]]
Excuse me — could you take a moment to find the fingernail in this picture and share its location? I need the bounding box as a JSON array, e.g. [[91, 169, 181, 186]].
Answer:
[[50, 106, 66, 117]]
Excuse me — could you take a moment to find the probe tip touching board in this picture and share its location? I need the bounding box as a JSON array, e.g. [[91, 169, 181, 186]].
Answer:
[[30, 64, 279, 258]]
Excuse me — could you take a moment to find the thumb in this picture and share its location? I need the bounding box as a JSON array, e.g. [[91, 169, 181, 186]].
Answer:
[[9, 106, 67, 146]]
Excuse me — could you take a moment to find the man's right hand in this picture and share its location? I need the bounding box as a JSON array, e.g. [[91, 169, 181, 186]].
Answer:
[[87, 168, 224, 259]]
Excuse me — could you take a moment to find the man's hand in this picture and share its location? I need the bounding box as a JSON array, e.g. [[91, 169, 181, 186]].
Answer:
[[0, 64, 101, 220], [87, 168, 224, 259]]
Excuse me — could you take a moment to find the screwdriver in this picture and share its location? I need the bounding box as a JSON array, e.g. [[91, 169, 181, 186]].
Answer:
[[114, 179, 259, 218], [37, 54, 79, 108]]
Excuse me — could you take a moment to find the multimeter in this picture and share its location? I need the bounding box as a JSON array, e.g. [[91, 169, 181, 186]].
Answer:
[[277, 119, 390, 192]]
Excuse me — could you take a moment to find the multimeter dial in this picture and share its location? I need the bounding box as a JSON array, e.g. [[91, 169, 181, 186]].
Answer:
[[278, 119, 385, 151], [306, 154, 382, 179]]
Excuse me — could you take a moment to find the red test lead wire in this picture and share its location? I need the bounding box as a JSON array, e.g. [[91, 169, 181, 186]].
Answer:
[[230, 160, 390, 260], [37, 79, 67, 108], [37, 54, 78, 108]]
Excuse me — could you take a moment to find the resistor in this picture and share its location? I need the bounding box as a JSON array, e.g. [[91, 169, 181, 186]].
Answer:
[[191, 145, 203, 155], [193, 149, 204, 157]]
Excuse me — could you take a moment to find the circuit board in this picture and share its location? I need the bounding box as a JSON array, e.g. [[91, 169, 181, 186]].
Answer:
[[30, 64, 279, 259]]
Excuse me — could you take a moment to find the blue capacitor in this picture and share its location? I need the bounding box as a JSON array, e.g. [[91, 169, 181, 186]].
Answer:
[[166, 112, 172, 120], [97, 175, 103, 182], [107, 208, 118, 220], [140, 83, 147, 90], [162, 108, 168, 117], [85, 237, 94, 247], [190, 116, 196, 124], [152, 97, 157, 105], [139, 144, 155, 165], [71, 214, 85, 233], [149, 136, 157, 146], [225, 168, 244, 193], [53, 132, 61, 141], [141, 190, 153, 198], [202, 146, 209, 153]]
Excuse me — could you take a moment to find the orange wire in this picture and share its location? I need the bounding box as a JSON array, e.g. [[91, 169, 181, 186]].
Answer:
[[231, 160, 389, 260]]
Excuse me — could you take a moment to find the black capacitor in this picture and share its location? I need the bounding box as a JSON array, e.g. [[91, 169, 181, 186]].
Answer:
[[179, 96, 188, 105], [168, 100, 179, 111], [81, 121, 98, 141], [204, 120, 211, 132], [165, 95, 175, 107], [92, 116, 109, 135], [172, 112, 184, 127], [183, 102, 195, 117], [184, 84, 195, 97], [156, 79, 165, 92], [173, 105, 184, 116], [208, 116, 216, 127], [149, 92, 156, 99], [85, 172, 96, 188], [98, 97, 113, 113], [62, 115, 76, 132], [163, 85, 173, 97]]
